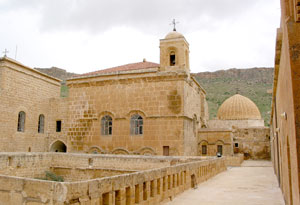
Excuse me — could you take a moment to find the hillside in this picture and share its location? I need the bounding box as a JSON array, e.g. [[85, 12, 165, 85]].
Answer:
[[194, 67, 274, 126], [35, 67, 77, 81], [36, 67, 274, 126]]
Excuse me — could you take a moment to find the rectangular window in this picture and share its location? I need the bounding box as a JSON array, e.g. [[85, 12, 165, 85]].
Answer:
[[235, 143, 239, 148], [163, 146, 169, 156], [56, 120, 62, 132]]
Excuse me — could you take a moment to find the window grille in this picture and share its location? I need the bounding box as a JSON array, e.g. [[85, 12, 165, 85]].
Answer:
[[101, 115, 112, 135], [130, 114, 143, 135]]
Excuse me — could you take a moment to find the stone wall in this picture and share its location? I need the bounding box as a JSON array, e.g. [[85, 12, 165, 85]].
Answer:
[[270, 1, 300, 203], [51, 154, 174, 170], [0, 153, 52, 178], [0, 153, 226, 204], [182, 78, 207, 156], [198, 129, 233, 156], [208, 119, 265, 129], [51, 167, 134, 182], [66, 71, 204, 156], [233, 127, 270, 160], [225, 154, 244, 167], [0, 57, 61, 152]]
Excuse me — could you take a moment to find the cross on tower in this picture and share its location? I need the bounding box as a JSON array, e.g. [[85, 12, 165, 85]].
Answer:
[[170, 19, 179, 31], [3, 49, 9, 57]]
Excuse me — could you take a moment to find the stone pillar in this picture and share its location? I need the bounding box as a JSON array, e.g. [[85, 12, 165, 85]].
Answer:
[[157, 178, 162, 199], [146, 181, 150, 201], [119, 188, 126, 205]]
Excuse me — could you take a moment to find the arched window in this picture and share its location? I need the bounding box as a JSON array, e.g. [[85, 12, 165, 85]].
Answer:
[[101, 115, 112, 135], [130, 114, 143, 135], [17, 111, 25, 132], [202, 145, 207, 155], [38, 114, 45, 133], [217, 145, 223, 155]]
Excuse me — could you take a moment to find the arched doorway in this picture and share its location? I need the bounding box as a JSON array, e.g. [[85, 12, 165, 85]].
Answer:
[[50, 140, 67, 152]]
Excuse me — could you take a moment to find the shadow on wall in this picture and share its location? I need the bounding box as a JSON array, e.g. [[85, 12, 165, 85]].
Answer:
[[50, 140, 67, 152]]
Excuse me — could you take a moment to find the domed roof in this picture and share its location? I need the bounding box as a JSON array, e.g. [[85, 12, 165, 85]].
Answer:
[[217, 94, 261, 120], [165, 31, 184, 39]]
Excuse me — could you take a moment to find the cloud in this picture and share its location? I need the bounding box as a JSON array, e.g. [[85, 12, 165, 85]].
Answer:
[[0, 0, 280, 73], [1, 0, 264, 34]]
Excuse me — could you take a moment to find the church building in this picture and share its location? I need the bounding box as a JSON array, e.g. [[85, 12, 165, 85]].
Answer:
[[0, 30, 209, 156], [0, 27, 270, 160]]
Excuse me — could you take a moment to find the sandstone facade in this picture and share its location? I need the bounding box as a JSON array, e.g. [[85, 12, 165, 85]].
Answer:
[[0, 58, 61, 152], [0, 31, 209, 156], [270, 0, 300, 204]]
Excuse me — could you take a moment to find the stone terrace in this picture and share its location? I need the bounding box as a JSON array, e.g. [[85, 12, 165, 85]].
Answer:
[[165, 160, 284, 205], [0, 153, 226, 204]]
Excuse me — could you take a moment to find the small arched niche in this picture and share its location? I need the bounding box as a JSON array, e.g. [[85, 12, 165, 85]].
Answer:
[[50, 140, 67, 153]]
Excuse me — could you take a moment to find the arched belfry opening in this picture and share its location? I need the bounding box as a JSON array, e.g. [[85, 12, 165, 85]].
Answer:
[[50, 140, 67, 152], [170, 51, 176, 66]]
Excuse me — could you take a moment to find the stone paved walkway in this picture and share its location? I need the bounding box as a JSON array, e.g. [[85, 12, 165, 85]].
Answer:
[[165, 160, 285, 205]]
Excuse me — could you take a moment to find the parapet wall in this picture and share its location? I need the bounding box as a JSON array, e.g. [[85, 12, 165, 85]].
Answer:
[[0, 153, 53, 178], [225, 154, 244, 167], [51, 153, 174, 171], [0, 153, 227, 204]]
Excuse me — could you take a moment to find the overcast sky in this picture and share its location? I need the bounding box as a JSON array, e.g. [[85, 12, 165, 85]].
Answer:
[[0, 0, 280, 74]]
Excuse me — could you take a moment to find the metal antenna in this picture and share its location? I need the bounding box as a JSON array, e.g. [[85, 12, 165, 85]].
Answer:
[[170, 19, 179, 31], [3, 49, 9, 57]]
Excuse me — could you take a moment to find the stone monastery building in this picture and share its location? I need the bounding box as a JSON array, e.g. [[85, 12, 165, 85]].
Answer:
[[0, 30, 269, 159]]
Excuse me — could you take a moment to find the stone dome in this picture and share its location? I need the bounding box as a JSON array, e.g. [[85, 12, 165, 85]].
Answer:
[[217, 94, 261, 120], [165, 31, 184, 39]]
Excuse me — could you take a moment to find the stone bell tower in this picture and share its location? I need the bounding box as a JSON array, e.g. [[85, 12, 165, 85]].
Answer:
[[159, 29, 190, 73]]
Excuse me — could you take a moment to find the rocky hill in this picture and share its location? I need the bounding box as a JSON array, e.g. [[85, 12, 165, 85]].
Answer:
[[35, 67, 77, 81], [194, 67, 274, 126], [36, 67, 274, 126]]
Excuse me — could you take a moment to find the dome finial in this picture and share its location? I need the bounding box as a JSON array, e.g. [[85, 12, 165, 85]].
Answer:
[[170, 19, 179, 31]]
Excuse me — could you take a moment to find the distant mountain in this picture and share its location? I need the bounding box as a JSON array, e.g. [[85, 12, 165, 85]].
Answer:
[[35, 67, 77, 81], [194, 67, 274, 126], [36, 66, 274, 126]]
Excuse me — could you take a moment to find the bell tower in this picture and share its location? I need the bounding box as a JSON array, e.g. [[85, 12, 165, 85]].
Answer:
[[159, 30, 190, 73]]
